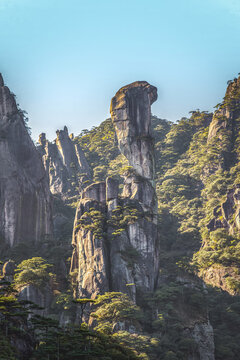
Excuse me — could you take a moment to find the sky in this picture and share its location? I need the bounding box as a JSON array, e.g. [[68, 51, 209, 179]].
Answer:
[[0, 0, 240, 140]]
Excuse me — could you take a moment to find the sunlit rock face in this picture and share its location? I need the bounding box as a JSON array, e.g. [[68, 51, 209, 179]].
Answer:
[[37, 126, 91, 200], [71, 182, 110, 298], [110, 81, 157, 180], [208, 77, 240, 142], [0, 74, 53, 247], [2, 260, 16, 282], [71, 81, 159, 301]]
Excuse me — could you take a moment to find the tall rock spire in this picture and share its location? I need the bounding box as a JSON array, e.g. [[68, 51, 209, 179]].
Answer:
[[71, 81, 159, 302], [110, 81, 159, 298], [0, 74, 53, 247]]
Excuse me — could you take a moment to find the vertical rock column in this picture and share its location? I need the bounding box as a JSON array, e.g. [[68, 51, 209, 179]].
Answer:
[[71, 81, 159, 302], [110, 81, 159, 298], [71, 182, 110, 298]]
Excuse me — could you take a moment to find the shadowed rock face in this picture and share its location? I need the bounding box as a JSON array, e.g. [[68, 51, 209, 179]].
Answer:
[[37, 126, 91, 199], [71, 81, 159, 301], [0, 74, 53, 247]]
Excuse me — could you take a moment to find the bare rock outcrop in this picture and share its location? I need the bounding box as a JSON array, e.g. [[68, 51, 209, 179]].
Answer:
[[192, 322, 215, 360], [37, 126, 91, 200], [0, 74, 53, 247], [110, 81, 157, 179], [71, 81, 159, 302], [201, 265, 240, 296]]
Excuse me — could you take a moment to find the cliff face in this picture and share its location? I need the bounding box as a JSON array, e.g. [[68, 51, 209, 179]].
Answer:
[[195, 76, 240, 294], [71, 81, 159, 301], [0, 74, 53, 247], [37, 126, 91, 200]]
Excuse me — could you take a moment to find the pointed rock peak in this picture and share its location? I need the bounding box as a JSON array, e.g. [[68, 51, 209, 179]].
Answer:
[[0, 75, 18, 117], [226, 74, 240, 94], [0, 73, 4, 87], [38, 133, 46, 146], [219, 74, 240, 111], [208, 74, 240, 142], [56, 126, 69, 140]]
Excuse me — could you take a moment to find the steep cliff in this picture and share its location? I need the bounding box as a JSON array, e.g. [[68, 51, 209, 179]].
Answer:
[[37, 126, 91, 200], [0, 74, 53, 247], [71, 81, 159, 301], [193, 76, 240, 294]]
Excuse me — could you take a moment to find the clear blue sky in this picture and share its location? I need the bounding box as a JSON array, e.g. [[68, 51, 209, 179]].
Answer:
[[1, 0, 240, 140]]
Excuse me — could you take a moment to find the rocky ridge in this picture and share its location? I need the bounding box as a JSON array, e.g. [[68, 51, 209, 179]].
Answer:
[[198, 76, 240, 294], [37, 126, 91, 200]]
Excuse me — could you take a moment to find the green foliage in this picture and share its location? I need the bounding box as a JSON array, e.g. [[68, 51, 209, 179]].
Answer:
[[91, 292, 142, 335], [75, 209, 106, 239], [31, 320, 138, 360], [0, 277, 36, 359], [112, 331, 159, 360], [90, 292, 153, 359], [120, 246, 140, 268], [0, 336, 16, 360], [75, 119, 120, 178], [14, 257, 53, 290], [108, 204, 142, 237], [0, 283, 139, 359], [207, 288, 240, 360], [73, 297, 95, 323]]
